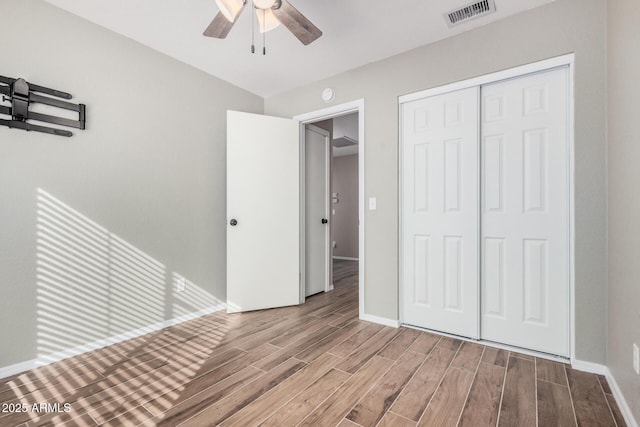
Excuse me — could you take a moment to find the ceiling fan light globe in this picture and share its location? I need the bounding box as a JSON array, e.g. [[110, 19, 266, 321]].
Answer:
[[253, 0, 276, 10], [256, 8, 281, 33], [216, 0, 244, 22]]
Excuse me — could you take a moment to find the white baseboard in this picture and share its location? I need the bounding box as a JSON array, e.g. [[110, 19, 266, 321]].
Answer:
[[360, 313, 400, 328], [0, 303, 226, 380], [606, 368, 639, 427], [571, 358, 608, 375], [0, 360, 36, 381], [572, 359, 638, 427], [333, 256, 359, 261]]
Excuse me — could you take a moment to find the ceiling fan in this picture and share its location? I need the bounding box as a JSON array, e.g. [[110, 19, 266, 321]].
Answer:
[[203, 0, 322, 47]]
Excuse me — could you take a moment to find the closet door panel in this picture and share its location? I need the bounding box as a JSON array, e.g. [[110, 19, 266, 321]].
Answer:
[[401, 87, 479, 339], [480, 67, 569, 356]]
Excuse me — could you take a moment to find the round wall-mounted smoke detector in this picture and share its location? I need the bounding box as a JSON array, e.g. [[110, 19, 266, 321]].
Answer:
[[321, 88, 335, 103]]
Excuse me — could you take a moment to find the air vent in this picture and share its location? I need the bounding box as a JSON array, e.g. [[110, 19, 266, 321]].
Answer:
[[333, 136, 358, 147], [445, 0, 496, 27]]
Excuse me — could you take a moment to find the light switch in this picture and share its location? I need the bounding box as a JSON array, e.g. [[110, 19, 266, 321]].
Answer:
[[369, 197, 377, 211]]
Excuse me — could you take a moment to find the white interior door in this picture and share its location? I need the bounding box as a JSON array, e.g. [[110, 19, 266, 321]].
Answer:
[[227, 111, 301, 313], [401, 87, 480, 339], [480, 67, 569, 356], [304, 125, 330, 297]]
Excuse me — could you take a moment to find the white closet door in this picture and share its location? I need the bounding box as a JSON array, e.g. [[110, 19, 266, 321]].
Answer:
[[401, 87, 479, 338], [480, 67, 569, 356]]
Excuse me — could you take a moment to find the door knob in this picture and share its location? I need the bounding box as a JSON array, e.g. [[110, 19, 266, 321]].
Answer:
[[230, 219, 238, 226], [321, 218, 328, 224]]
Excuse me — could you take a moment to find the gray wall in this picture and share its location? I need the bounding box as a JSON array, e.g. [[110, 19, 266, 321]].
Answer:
[[331, 154, 359, 259], [265, 0, 607, 363], [0, 0, 262, 367], [333, 114, 358, 141], [607, 0, 640, 421]]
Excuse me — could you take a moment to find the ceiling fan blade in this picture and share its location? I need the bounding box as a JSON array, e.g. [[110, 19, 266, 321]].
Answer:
[[203, 12, 236, 39], [272, 0, 322, 45]]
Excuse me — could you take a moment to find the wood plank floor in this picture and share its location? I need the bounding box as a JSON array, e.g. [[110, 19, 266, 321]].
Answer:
[[0, 260, 626, 427]]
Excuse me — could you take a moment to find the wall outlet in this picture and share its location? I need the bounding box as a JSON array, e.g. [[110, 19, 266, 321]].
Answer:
[[176, 277, 187, 293], [633, 343, 639, 375]]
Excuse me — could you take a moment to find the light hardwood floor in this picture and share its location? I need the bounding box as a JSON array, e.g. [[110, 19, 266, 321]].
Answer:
[[0, 260, 626, 426]]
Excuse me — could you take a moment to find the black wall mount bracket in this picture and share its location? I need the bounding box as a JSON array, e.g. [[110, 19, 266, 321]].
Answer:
[[0, 75, 86, 137]]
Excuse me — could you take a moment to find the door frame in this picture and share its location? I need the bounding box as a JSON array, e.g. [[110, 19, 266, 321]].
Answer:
[[294, 99, 365, 317], [302, 124, 332, 297], [398, 54, 576, 360]]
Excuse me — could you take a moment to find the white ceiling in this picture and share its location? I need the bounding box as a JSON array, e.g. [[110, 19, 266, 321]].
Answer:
[[44, 0, 554, 97]]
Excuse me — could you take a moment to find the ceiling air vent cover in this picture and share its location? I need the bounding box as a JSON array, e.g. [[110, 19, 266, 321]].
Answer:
[[445, 0, 496, 27], [333, 136, 358, 147]]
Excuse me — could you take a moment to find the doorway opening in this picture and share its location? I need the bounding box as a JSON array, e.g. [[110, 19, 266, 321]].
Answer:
[[295, 100, 365, 317]]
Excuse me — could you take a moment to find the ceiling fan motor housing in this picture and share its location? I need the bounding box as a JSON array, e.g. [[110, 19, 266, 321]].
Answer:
[[205, 0, 322, 46], [253, 0, 281, 10]]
